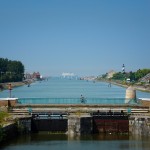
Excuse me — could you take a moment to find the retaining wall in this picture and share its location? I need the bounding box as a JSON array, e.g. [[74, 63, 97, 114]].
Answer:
[[129, 116, 150, 136], [0, 98, 17, 107]]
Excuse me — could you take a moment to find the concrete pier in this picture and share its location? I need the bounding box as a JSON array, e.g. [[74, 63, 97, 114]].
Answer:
[[68, 116, 80, 134], [125, 86, 136, 103]]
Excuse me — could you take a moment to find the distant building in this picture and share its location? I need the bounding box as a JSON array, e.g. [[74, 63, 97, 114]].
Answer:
[[126, 78, 130, 82], [32, 72, 41, 80], [62, 72, 75, 78], [24, 72, 42, 80], [81, 76, 96, 81], [24, 73, 33, 79], [106, 70, 116, 79]]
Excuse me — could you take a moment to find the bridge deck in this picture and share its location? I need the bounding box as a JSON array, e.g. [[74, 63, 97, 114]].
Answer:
[[14, 103, 147, 108], [10, 103, 149, 116]]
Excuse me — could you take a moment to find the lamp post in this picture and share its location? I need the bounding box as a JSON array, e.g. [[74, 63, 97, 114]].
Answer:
[[8, 83, 12, 98]]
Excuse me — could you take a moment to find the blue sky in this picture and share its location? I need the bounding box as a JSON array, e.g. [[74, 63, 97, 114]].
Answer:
[[0, 0, 150, 76]]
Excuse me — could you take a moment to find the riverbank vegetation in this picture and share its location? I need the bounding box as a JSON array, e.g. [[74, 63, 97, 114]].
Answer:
[[0, 111, 10, 125], [111, 69, 150, 82], [0, 58, 25, 83], [97, 69, 150, 92], [0, 111, 16, 143]]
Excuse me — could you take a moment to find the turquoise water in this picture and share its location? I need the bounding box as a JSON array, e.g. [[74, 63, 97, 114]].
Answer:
[[0, 77, 150, 101], [18, 98, 136, 104]]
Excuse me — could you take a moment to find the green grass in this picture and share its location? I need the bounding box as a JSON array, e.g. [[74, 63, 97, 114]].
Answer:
[[0, 111, 9, 124]]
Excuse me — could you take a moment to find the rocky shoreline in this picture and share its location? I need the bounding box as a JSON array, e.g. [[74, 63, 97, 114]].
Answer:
[[111, 81, 150, 92], [97, 79, 150, 93]]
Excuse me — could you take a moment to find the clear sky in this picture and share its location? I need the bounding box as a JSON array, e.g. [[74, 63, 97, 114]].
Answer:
[[0, 0, 150, 76]]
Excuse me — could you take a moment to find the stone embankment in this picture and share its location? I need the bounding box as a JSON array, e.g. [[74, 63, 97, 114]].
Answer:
[[0, 82, 25, 91], [98, 79, 150, 93], [0, 80, 34, 91]]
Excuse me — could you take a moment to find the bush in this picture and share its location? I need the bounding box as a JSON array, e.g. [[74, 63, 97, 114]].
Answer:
[[0, 111, 9, 124]]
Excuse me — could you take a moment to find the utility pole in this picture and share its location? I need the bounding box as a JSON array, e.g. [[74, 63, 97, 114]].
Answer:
[[8, 83, 12, 98]]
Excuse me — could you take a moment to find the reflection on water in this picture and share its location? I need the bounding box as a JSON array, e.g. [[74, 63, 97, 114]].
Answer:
[[1, 133, 150, 150]]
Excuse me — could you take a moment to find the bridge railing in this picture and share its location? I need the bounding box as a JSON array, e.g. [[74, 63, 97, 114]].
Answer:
[[17, 98, 139, 105]]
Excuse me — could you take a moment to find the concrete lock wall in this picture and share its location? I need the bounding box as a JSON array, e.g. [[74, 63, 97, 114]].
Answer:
[[18, 118, 32, 133], [129, 117, 150, 136], [68, 117, 80, 134], [0, 100, 8, 107], [0, 98, 17, 107], [2, 116, 150, 136], [68, 117, 93, 135]]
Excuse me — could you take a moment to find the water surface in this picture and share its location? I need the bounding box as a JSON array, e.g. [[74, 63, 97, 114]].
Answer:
[[1, 78, 150, 149], [1, 133, 150, 150], [0, 77, 150, 99]]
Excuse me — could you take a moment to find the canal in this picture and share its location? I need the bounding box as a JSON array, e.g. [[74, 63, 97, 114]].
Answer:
[[0, 133, 150, 150], [1, 77, 150, 99], [0, 77, 150, 150]]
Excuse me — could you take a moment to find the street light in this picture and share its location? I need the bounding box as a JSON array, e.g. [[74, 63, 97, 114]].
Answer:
[[8, 83, 12, 98]]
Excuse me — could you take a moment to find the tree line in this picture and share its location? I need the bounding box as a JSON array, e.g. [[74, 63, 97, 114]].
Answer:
[[112, 69, 150, 82], [0, 58, 24, 83]]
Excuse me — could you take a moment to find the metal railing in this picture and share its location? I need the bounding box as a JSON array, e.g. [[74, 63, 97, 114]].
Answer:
[[17, 98, 138, 105]]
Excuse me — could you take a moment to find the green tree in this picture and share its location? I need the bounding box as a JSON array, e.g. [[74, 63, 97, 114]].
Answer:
[[134, 69, 150, 81], [129, 71, 135, 81], [0, 58, 25, 83], [112, 72, 125, 80]]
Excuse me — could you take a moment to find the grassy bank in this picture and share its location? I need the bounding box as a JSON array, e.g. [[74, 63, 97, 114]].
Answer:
[[0, 112, 10, 125]]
